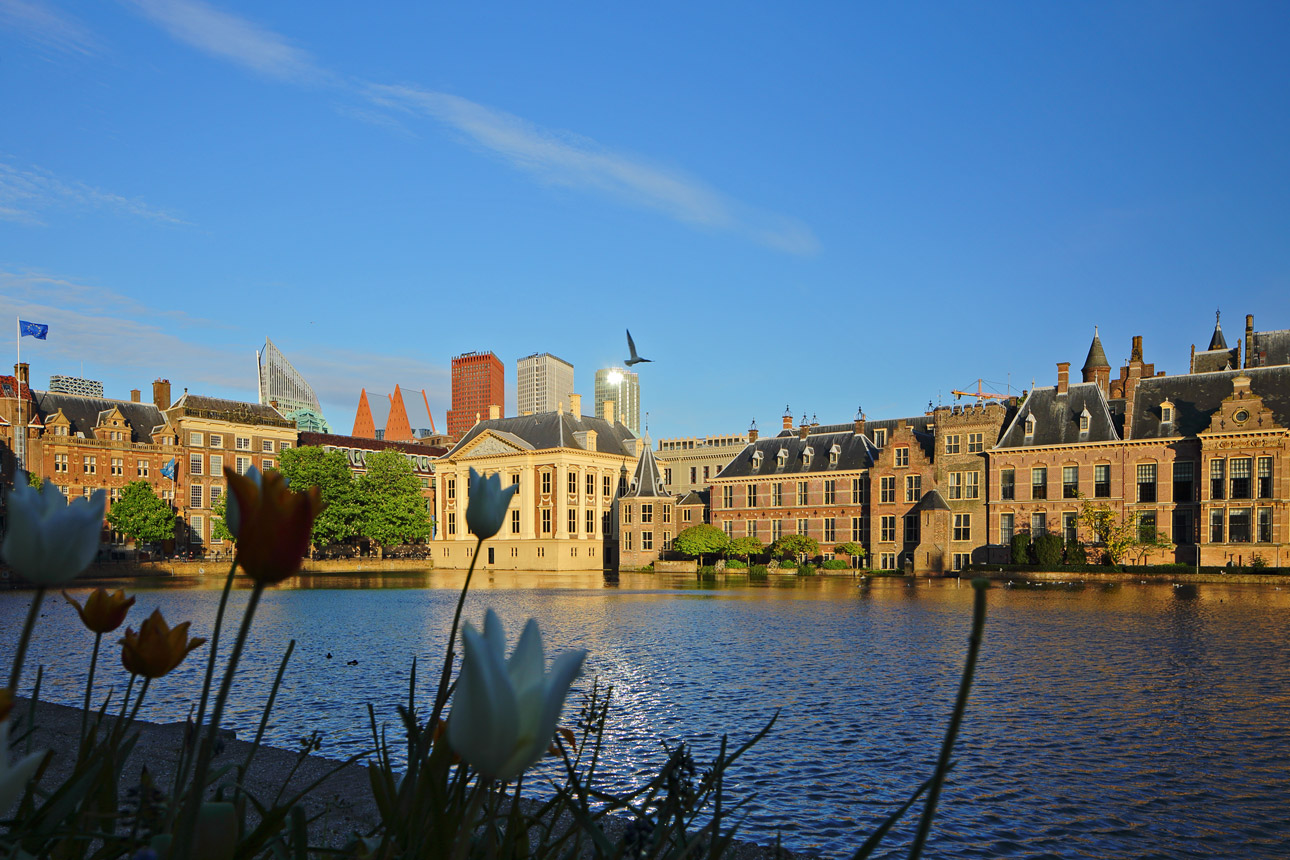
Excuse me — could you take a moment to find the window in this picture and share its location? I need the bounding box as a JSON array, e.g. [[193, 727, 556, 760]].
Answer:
[[587, 473, 595, 496], [1063, 512, 1077, 543], [895, 447, 909, 466], [1229, 509, 1251, 543], [663, 505, 672, 524], [624, 504, 632, 525], [111, 457, 123, 476], [684, 508, 693, 523], [262, 459, 273, 471], [1093, 464, 1110, 498], [136, 459, 148, 477], [582, 509, 592, 534], [953, 553, 971, 571], [1031, 467, 1047, 500], [722, 486, 733, 508], [55, 454, 68, 473], [642, 531, 653, 550], [704, 466, 710, 481], [953, 513, 971, 542], [541, 509, 552, 533], [190, 484, 203, 508], [568, 509, 577, 533], [947, 472, 963, 500], [724, 520, 734, 537], [188, 454, 203, 477], [1231, 458, 1252, 499], [1210, 459, 1225, 500], [190, 515, 203, 541], [772, 519, 782, 541], [965, 472, 980, 500], [190, 432, 203, 446], [824, 518, 836, 542], [1210, 509, 1224, 543], [280, 441, 290, 451], [568, 472, 578, 495], [1000, 513, 1014, 545], [968, 433, 984, 453], [852, 478, 865, 504], [1161, 404, 1173, 424], [1258, 457, 1273, 498], [798, 481, 809, 505], [447, 478, 455, 500], [945, 435, 960, 455], [1257, 508, 1272, 542], [1173, 510, 1194, 545], [746, 520, 756, 538], [1174, 462, 1194, 503], [904, 514, 919, 543], [236, 437, 251, 450], [512, 510, 521, 534], [664, 468, 672, 486], [689, 467, 697, 485], [604, 475, 611, 497], [824, 480, 835, 504], [773, 483, 783, 506], [905, 474, 921, 503], [796, 518, 808, 536], [1031, 512, 1047, 535], [1001, 468, 1015, 501], [208, 434, 222, 448], [851, 516, 865, 542], [880, 515, 896, 542], [83, 456, 97, 475], [1025, 416, 1036, 439], [542, 472, 552, 494], [1063, 466, 1079, 499], [641, 504, 653, 524], [880, 552, 896, 570], [872, 428, 887, 447], [662, 533, 671, 550], [1137, 463, 1157, 503], [1137, 512, 1158, 544], [880, 476, 896, 503], [210, 485, 223, 507], [210, 454, 223, 476], [747, 485, 758, 507], [262, 439, 274, 453]]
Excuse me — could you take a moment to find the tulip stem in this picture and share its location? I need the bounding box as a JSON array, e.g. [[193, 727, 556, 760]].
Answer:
[[79, 632, 101, 749], [6, 586, 46, 694], [430, 537, 483, 731]]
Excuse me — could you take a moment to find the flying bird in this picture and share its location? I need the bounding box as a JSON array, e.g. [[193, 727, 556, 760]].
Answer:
[[625, 329, 652, 367]]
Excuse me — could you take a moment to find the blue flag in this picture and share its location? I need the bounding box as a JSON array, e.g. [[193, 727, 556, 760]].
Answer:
[[19, 320, 48, 340], [161, 457, 178, 480]]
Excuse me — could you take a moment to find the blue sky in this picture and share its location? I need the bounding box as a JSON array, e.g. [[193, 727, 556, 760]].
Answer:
[[2, 1, 1288, 438]]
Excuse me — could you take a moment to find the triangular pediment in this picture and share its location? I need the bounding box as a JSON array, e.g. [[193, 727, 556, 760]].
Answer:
[[457, 430, 533, 459]]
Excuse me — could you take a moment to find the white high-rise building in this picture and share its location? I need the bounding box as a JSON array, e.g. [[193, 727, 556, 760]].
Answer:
[[594, 367, 640, 434], [517, 353, 574, 415], [257, 337, 329, 433]]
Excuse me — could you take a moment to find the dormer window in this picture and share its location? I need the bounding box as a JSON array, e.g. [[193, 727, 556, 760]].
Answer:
[[802, 446, 814, 466], [872, 428, 887, 448], [829, 443, 841, 465], [751, 450, 764, 469], [1160, 401, 1174, 425], [1024, 415, 1036, 440], [777, 448, 788, 467], [1079, 408, 1091, 434]]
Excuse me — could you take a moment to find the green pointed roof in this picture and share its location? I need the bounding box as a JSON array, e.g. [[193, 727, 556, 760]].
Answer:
[[1082, 327, 1110, 372]]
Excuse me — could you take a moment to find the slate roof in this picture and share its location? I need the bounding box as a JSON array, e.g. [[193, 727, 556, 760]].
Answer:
[[1248, 329, 1290, 369], [774, 416, 935, 458], [917, 489, 951, 512], [1209, 319, 1228, 351], [995, 382, 1120, 448], [445, 411, 637, 458], [1128, 366, 1290, 439], [1191, 347, 1239, 374], [1082, 330, 1110, 371], [33, 392, 167, 444], [168, 393, 293, 427], [676, 490, 708, 507], [716, 430, 875, 479], [297, 431, 447, 457], [623, 439, 669, 498]]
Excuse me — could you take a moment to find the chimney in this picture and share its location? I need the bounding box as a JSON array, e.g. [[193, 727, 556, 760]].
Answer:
[[602, 399, 615, 425], [1056, 362, 1070, 395], [782, 405, 793, 431], [1130, 335, 1144, 365], [1245, 314, 1255, 368], [488, 404, 500, 420], [13, 362, 29, 388], [853, 407, 866, 437], [570, 393, 581, 416], [130, 389, 141, 403], [153, 378, 171, 411], [798, 418, 810, 441], [748, 420, 759, 443]]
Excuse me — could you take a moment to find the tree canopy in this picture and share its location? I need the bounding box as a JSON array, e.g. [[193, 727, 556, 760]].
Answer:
[[769, 534, 819, 560], [277, 446, 362, 545], [106, 481, 175, 546], [726, 536, 763, 562], [671, 525, 729, 565], [358, 450, 431, 545], [834, 541, 866, 562]]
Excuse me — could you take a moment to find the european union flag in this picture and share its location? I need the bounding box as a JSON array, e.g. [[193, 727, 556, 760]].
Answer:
[[161, 458, 178, 480], [19, 320, 48, 340]]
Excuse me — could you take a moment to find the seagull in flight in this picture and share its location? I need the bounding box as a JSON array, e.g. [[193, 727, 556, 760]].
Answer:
[[625, 329, 652, 367]]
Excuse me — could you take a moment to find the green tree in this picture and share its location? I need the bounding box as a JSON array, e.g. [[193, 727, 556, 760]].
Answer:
[[211, 494, 234, 543], [726, 536, 763, 564], [834, 541, 867, 567], [106, 480, 175, 547], [358, 449, 431, 546], [769, 533, 820, 561], [671, 525, 730, 566], [277, 446, 362, 545], [1078, 499, 1141, 565], [1033, 532, 1063, 568], [27, 472, 45, 489]]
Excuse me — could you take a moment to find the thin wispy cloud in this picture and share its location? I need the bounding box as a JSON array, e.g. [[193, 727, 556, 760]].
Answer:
[[122, 0, 327, 84], [0, 0, 97, 54], [0, 160, 190, 226], [124, 0, 819, 255]]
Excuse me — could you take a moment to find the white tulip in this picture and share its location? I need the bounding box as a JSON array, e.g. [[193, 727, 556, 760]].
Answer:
[[447, 609, 586, 782], [1, 473, 105, 585], [0, 719, 46, 814], [222, 464, 261, 539], [465, 468, 518, 540]]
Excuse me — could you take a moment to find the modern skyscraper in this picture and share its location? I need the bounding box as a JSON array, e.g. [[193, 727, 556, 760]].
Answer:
[[517, 352, 574, 415], [447, 351, 505, 438], [257, 338, 329, 433], [594, 367, 640, 434]]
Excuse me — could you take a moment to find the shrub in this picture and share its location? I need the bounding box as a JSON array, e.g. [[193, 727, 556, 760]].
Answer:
[[1251, 553, 1269, 569], [724, 558, 748, 570], [1064, 540, 1088, 564], [698, 565, 718, 581], [1033, 533, 1063, 568], [798, 563, 817, 576], [821, 559, 849, 570], [749, 564, 769, 581], [1010, 532, 1032, 565], [777, 559, 798, 571]]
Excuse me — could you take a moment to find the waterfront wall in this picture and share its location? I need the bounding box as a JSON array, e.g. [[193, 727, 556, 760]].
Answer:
[[68, 557, 438, 579]]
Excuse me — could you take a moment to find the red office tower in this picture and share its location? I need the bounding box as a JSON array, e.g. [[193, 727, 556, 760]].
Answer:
[[446, 351, 505, 438]]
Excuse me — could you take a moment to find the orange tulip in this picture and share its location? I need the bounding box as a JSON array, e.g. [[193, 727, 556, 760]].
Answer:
[[63, 588, 135, 634], [0, 688, 12, 724], [120, 609, 206, 679], [224, 467, 323, 584]]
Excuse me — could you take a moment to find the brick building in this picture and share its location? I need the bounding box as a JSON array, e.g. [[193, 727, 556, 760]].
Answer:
[[447, 351, 505, 439], [617, 440, 675, 569]]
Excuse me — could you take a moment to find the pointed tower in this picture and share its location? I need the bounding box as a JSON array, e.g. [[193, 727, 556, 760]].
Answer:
[[353, 389, 376, 438], [618, 434, 675, 571], [623, 435, 669, 499], [1081, 326, 1111, 394], [1209, 310, 1227, 351], [385, 385, 414, 442]]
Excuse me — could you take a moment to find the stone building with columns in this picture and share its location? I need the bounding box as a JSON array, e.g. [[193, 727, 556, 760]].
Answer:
[[431, 395, 640, 570]]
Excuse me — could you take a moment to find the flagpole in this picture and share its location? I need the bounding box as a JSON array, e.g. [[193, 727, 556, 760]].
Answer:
[[15, 316, 22, 471]]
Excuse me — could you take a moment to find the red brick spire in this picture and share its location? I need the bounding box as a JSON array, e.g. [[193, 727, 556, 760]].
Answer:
[[352, 388, 376, 438]]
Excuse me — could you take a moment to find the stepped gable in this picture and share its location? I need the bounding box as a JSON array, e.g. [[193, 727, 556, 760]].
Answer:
[[995, 382, 1120, 448], [1128, 366, 1290, 439], [32, 392, 165, 443], [384, 385, 414, 442], [352, 389, 376, 438], [446, 411, 637, 458], [623, 435, 669, 498], [168, 392, 292, 427]]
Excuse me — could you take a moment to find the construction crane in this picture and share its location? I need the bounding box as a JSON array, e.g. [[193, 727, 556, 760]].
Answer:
[[951, 378, 1010, 401]]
